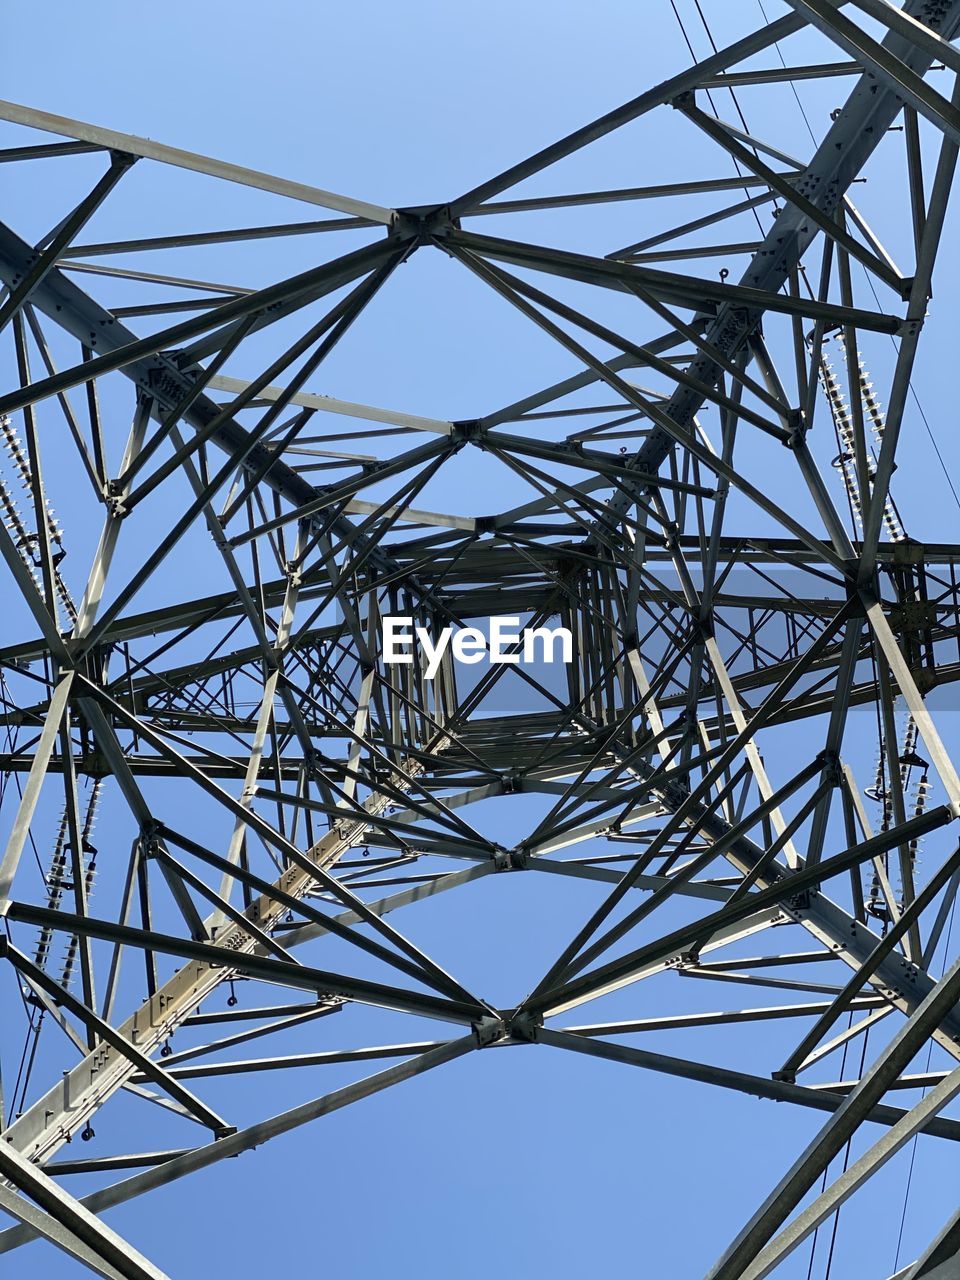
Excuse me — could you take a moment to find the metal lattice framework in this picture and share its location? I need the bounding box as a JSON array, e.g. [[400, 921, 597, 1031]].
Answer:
[[2, 2, 960, 1276]]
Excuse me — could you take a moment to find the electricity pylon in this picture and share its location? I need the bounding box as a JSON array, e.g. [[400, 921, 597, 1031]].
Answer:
[[2, 4, 960, 1277]]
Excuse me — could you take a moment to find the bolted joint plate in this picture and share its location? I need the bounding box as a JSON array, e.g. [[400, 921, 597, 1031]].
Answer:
[[473, 1014, 507, 1048]]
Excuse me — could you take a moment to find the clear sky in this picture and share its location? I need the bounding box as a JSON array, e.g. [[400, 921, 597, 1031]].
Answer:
[[1, 3, 959, 1278]]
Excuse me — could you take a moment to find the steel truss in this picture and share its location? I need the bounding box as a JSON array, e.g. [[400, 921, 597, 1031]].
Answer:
[[2, 2, 960, 1276]]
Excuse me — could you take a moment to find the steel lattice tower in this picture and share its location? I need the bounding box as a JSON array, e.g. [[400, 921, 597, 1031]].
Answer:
[[2, 3, 960, 1276]]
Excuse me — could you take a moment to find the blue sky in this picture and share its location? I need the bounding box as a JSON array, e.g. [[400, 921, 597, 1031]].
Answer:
[[2, 2, 960, 1278]]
